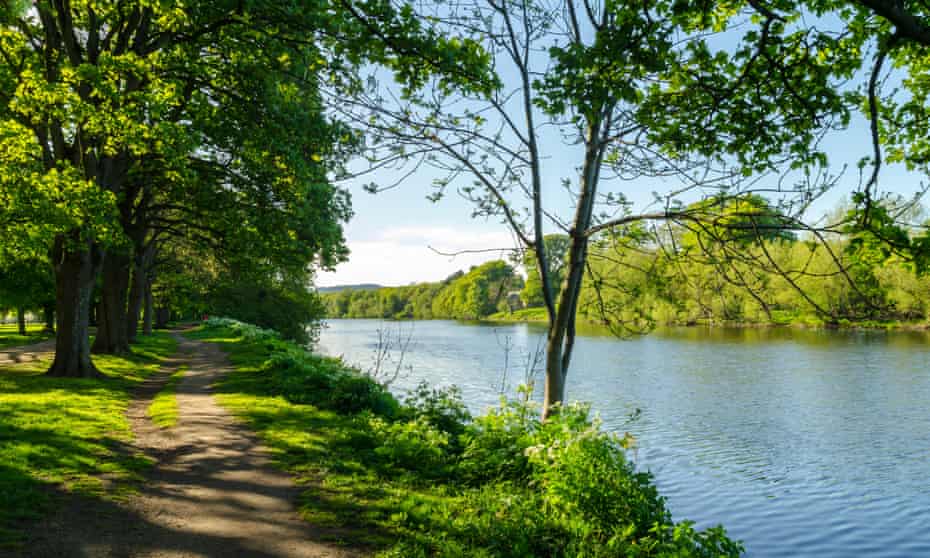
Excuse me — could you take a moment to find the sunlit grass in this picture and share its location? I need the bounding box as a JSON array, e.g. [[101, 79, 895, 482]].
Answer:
[[487, 306, 548, 322], [0, 323, 52, 350], [148, 367, 187, 428], [0, 333, 177, 548]]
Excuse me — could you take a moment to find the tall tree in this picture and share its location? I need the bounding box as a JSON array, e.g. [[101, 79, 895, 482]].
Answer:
[[341, 0, 854, 417]]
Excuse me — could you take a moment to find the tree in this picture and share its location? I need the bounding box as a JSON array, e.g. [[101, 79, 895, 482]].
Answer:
[[342, 0, 852, 417], [0, 255, 54, 335], [0, 1, 485, 376]]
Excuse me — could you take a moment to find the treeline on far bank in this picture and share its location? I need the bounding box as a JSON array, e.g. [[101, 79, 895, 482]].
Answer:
[[324, 260, 525, 321], [323, 225, 930, 328]]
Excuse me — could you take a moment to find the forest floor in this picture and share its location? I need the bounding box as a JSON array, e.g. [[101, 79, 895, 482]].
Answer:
[[9, 332, 364, 558]]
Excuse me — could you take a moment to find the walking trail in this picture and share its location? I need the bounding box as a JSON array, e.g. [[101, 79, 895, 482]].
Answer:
[[25, 333, 363, 558], [0, 338, 55, 365]]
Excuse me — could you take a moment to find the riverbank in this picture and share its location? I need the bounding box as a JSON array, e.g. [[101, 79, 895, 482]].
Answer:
[[484, 307, 930, 331], [189, 318, 742, 556]]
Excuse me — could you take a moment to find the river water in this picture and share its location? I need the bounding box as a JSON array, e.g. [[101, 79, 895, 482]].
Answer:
[[317, 319, 930, 557]]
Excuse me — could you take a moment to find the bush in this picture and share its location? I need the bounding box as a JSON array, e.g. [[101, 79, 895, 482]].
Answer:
[[380, 485, 567, 558], [330, 373, 398, 416], [402, 382, 471, 437], [370, 416, 451, 475], [458, 390, 539, 484], [529, 425, 670, 551]]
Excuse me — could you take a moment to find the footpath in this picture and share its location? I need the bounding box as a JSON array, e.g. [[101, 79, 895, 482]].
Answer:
[[24, 333, 361, 558]]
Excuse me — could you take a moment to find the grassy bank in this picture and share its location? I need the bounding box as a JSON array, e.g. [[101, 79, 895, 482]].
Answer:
[[189, 318, 741, 557], [485, 307, 930, 332], [0, 323, 53, 350], [0, 333, 177, 547]]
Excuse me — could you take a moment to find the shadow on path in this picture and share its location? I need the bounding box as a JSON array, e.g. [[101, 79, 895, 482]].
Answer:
[[24, 334, 362, 558]]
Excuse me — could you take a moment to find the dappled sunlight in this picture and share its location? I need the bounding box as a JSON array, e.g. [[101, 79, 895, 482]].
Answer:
[[0, 332, 177, 548]]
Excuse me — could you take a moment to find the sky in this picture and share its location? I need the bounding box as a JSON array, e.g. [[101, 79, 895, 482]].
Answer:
[[315, 12, 926, 288]]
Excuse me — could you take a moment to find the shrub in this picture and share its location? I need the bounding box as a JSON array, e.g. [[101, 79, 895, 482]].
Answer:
[[369, 416, 451, 475], [402, 381, 471, 437], [330, 373, 398, 416], [528, 425, 669, 550], [263, 350, 397, 416], [458, 391, 539, 484]]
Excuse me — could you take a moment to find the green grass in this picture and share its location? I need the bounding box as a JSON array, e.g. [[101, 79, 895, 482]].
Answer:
[[0, 333, 177, 548], [486, 306, 549, 322], [147, 367, 187, 428], [0, 323, 52, 350]]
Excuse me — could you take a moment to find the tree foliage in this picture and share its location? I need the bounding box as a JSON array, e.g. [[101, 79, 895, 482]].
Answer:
[[325, 261, 523, 321]]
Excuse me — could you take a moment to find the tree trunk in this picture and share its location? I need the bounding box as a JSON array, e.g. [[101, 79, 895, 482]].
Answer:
[[42, 303, 55, 334], [542, 328, 566, 420], [47, 235, 103, 378], [142, 279, 154, 335], [92, 252, 131, 355], [126, 256, 145, 343], [540, 120, 605, 419], [17, 307, 26, 336], [127, 241, 154, 342], [155, 307, 170, 329]]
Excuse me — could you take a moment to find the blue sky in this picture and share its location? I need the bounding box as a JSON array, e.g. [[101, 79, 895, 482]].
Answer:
[[316, 15, 926, 288]]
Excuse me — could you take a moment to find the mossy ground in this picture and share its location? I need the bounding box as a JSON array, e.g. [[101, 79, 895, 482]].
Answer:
[[0, 333, 177, 548]]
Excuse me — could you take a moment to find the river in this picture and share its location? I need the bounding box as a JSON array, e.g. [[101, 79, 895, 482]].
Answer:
[[317, 319, 930, 557]]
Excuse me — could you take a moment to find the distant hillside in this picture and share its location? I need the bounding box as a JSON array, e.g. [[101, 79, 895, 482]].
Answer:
[[321, 261, 524, 320], [316, 284, 383, 294]]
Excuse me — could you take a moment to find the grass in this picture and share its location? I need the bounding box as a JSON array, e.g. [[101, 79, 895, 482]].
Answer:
[[0, 323, 52, 350], [147, 367, 187, 428], [486, 306, 548, 322], [0, 333, 177, 548]]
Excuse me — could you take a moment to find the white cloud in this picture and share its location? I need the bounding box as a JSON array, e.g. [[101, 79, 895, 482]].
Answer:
[[316, 226, 519, 287]]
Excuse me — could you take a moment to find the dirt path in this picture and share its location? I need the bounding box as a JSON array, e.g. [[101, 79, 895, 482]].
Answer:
[[0, 338, 55, 365], [26, 334, 363, 558]]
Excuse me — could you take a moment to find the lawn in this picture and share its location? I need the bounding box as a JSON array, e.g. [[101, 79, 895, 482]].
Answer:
[[0, 333, 177, 548], [0, 323, 52, 350]]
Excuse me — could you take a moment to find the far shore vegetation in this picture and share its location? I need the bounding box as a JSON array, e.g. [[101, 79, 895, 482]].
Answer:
[[323, 226, 930, 332]]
